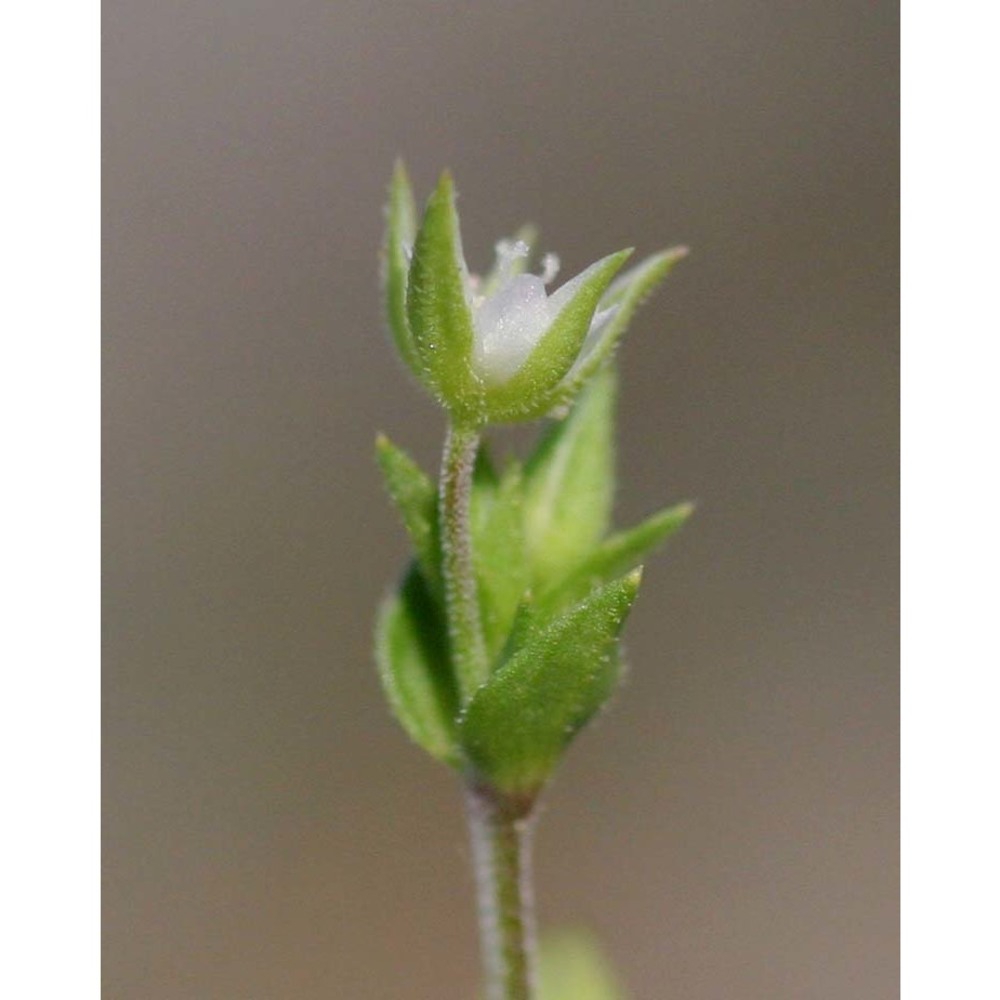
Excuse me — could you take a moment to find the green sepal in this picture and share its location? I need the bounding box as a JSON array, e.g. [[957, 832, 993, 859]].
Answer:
[[471, 449, 529, 664], [458, 570, 642, 796], [483, 249, 633, 423], [375, 433, 440, 588], [537, 501, 694, 617], [479, 223, 539, 299], [375, 564, 459, 765], [521, 366, 617, 589], [380, 161, 422, 380], [550, 247, 688, 411], [406, 171, 482, 421], [539, 929, 626, 1000]]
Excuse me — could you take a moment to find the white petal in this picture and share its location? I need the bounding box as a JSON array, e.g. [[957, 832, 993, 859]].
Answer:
[[472, 274, 553, 384]]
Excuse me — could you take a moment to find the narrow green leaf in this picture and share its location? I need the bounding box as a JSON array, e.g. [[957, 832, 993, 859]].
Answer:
[[479, 223, 539, 299], [485, 249, 632, 422], [471, 451, 528, 663], [375, 564, 458, 765], [537, 501, 694, 615], [407, 171, 482, 420], [539, 929, 626, 1000], [380, 160, 422, 377], [521, 366, 618, 589], [552, 246, 688, 409], [375, 434, 440, 587], [459, 570, 642, 795]]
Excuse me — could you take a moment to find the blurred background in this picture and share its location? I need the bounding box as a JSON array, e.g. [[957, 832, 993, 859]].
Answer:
[[103, 2, 898, 997]]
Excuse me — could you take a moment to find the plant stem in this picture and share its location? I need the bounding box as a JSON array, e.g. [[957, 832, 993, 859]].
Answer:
[[465, 784, 538, 1000], [440, 421, 538, 997], [439, 420, 489, 701]]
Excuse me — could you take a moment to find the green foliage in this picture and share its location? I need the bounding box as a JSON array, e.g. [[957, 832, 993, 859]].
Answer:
[[374, 363, 691, 794], [381, 161, 422, 380], [376, 164, 690, 801], [538, 929, 626, 1000], [459, 570, 640, 796], [550, 246, 689, 409], [471, 450, 529, 662], [536, 500, 694, 618], [522, 366, 617, 589], [406, 172, 483, 421], [375, 433, 440, 588], [374, 564, 458, 765]]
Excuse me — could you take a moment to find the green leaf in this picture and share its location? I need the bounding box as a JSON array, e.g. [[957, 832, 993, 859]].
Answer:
[[552, 246, 688, 409], [537, 501, 694, 616], [458, 570, 641, 795], [485, 249, 632, 422], [375, 564, 458, 765], [479, 223, 539, 299], [407, 171, 482, 420], [380, 160, 422, 378], [521, 366, 618, 589], [471, 449, 528, 663], [539, 929, 626, 1000], [375, 434, 440, 588]]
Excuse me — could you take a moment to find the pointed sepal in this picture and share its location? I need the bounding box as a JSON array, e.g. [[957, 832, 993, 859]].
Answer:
[[380, 161, 423, 379], [406, 172, 482, 421], [552, 246, 688, 409]]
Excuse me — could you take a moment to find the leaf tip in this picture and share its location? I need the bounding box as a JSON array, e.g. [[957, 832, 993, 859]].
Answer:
[[676, 499, 697, 519], [391, 156, 410, 183], [434, 168, 456, 201]]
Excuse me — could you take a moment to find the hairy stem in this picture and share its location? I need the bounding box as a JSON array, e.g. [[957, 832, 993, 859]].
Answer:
[[439, 420, 489, 701], [465, 785, 538, 1000], [440, 421, 537, 997]]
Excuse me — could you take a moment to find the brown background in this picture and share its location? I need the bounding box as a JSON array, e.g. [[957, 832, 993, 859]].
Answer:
[[103, 2, 898, 997]]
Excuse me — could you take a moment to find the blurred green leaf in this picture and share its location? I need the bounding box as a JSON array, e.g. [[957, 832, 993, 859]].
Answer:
[[537, 501, 694, 616], [471, 449, 529, 664], [375, 564, 458, 765], [381, 160, 422, 379], [485, 250, 632, 422], [375, 434, 440, 588], [522, 366, 618, 589], [538, 928, 626, 1000], [407, 171, 481, 420], [459, 570, 641, 795]]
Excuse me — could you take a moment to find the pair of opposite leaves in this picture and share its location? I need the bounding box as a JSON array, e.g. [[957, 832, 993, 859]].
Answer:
[[375, 367, 692, 798]]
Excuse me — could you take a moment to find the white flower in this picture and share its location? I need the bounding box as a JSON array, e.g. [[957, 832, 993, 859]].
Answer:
[[468, 240, 620, 386], [383, 165, 686, 423]]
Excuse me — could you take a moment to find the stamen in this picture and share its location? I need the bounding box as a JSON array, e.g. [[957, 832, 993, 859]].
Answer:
[[540, 252, 560, 285], [494, 239, 530, 284]]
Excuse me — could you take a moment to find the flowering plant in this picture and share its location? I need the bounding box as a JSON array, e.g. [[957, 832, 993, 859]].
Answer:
[[375, 163, 691, 999]]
